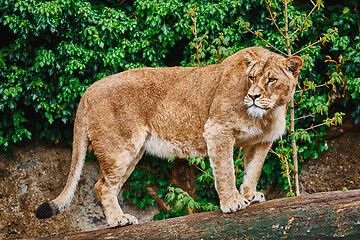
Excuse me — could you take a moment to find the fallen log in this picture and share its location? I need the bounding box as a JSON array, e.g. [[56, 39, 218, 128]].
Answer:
[[37, 190, 360, 239]]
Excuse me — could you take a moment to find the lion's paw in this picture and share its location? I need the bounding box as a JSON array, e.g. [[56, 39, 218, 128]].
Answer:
[[245, 192, 266, 204], [107, 213, 139, 228], [220, 195, 250, 213]]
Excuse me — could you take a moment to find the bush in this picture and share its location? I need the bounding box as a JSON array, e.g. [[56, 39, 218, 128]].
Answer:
[[1, 0, 359, 218]]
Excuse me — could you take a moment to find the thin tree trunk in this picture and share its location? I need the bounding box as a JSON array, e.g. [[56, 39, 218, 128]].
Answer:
[[284, 0, 300, 197]]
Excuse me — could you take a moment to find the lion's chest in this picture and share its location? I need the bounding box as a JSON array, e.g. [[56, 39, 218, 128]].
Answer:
[[235, 108, 286, 145]]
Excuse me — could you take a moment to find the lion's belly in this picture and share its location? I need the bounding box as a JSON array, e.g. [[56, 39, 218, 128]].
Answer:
[[145, 133, 207, 159]]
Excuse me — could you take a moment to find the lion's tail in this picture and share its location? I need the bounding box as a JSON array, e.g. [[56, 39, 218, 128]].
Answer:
[[35, 97, 89, 219]]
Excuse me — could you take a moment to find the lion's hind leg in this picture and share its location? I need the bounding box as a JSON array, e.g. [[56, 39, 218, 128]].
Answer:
[[93, 134, 146, 228]]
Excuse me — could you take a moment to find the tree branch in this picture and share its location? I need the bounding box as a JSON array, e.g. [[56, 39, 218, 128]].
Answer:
[[293, 39, 321, 56], [187, 158, 215, 182], [289, 2, 318, 40], [264, 0, 286, 39], [245, 28, 287, 56], [294, 112, 316, 121]]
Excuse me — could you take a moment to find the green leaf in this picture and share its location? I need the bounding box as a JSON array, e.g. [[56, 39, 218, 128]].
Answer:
[[263, 163, 274, 176], [168, 156, 176, 163]]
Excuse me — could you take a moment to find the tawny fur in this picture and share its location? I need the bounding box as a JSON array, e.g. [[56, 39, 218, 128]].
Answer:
[[35, 46, 303, 227]]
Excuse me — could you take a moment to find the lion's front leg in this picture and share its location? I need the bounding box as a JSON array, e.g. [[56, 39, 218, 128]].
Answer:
[[241, 142, 272, 204], [205, 128, 250, 213]]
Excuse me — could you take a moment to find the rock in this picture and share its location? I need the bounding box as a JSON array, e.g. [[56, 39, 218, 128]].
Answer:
[[0, 142, 159, 239]]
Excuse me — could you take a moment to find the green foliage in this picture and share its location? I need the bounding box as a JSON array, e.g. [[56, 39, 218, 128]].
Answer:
[[153, 157, 220, 220], [122, 155, 171, 209], [1, 0, 359, 220], [122, 167, 157, 209], [164, 186, 218, 214]]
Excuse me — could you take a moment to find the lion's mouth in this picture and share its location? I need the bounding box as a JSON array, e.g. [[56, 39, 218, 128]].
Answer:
[[246, 105, 268, 118], [249, 103, 270, 110], [243, 96, 274, 118]]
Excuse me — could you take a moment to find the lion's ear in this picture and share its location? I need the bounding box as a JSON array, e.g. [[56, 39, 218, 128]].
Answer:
[[244, 51, 260, 67], [284, 56, 303, 78]]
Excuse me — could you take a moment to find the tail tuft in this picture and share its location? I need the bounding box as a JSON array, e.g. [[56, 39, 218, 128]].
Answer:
[[35, 202, 60, 219]]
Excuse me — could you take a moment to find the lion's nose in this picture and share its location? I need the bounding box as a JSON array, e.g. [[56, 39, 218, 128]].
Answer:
[[248, 94, 261, 100]]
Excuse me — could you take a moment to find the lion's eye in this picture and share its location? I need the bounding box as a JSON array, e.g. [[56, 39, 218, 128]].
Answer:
[[268, 78, 277, 83], [248, 76, 255, 82]]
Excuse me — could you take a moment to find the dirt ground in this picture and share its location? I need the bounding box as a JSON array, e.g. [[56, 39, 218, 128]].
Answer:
[[0, 128, 359, 239], [300, 128, 360, 193]]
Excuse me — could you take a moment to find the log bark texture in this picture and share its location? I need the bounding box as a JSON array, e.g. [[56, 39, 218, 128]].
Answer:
[[36, 190, 360, 239]]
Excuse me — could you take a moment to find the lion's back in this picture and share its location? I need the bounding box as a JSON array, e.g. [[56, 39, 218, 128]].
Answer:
[[82, 64, 223, 136]]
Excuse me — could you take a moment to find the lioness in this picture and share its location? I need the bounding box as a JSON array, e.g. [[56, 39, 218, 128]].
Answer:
[[35, 46, 303, 227]]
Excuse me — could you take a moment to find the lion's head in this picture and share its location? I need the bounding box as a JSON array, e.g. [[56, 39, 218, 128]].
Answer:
[[242, 50, 303, 118]]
